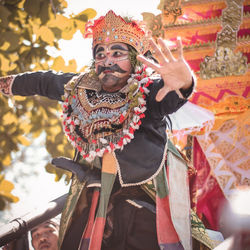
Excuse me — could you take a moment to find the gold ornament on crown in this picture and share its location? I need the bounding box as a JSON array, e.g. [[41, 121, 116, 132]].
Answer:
[[85, 10, 151, 54]]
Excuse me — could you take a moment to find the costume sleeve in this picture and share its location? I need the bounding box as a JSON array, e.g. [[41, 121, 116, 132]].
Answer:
[[0, 71, 77, 101], [146, 77, 195, 120]]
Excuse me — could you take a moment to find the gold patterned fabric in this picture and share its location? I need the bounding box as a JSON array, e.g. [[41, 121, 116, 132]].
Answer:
[[196, 119, 250, 199], [191, 210, 219, 249]]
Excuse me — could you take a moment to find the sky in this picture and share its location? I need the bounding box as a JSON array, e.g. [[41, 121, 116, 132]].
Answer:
[[0, 0, 161, 226], [58, 0, 161, 70]]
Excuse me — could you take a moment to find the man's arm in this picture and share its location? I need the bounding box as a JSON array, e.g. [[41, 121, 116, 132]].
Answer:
[[0, 71, 77, 101], [146, 77, 194, 119]]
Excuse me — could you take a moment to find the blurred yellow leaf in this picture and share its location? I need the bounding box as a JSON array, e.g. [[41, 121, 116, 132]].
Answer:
[[9, 53, 19, 62], [66, 59, 77, 72], [19, 45, 31, 54], [0, 175, 19, 203], [17, 0, 24, 8], [60, 0, 68, 9], [61, 24, 76, 40], [79, 65, 88, 73], [51, 57, 77, 72], [74, 8, 97, 21], [74, 19, 86, 36], [0, 54, 16, 72], [40, 26, 55, 45], [20, 122, 32, 134], [45, 163, 71, 182], [40, 107, 49, 120], [2, 155, 11, 166], [57, 144, 64, 153], [0, 140, 6, 147], [49, 125, 62, 135], [14, 96, 26, 101], [51, 56, 65, 71], [2, 112, 17, 125], [32, 129, 43, 138], [49, 15, 76, 40], [0, 41, 10, 50], [17, 135, 30, 146], [48, 14, 70, 30]]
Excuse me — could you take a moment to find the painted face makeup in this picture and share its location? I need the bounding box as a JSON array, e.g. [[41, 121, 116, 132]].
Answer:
[[94, 42, 132, 92]]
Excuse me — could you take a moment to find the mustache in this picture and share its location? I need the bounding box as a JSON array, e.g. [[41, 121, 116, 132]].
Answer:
[[39, 241, 50, 249], [97, 64, 127, 75]]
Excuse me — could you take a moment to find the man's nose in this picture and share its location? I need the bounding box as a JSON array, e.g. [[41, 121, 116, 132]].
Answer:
[[39, 234, 48, 242], [103, 55, 114, 66]]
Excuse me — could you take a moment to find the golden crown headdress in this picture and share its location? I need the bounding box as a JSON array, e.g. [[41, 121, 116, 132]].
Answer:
[[85, 10, 151, 54]]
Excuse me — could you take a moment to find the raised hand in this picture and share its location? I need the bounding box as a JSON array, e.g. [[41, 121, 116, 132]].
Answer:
[[137, 37, 193, 102]]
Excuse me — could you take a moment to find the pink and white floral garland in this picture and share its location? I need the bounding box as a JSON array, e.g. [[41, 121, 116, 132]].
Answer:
[[61, 66, 154, 162]]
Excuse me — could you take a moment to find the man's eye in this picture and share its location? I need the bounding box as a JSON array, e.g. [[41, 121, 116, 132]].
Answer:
[[96, 53, 105, 59], [112, 51, 123, 57], [33, 234, 39, 239]]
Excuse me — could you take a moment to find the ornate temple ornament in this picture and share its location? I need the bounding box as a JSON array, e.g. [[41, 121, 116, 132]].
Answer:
[[141, 13, 164, 39], [200, 47, 248, 79], [158, 0, 182, 24], [200, 0, 248, 79]]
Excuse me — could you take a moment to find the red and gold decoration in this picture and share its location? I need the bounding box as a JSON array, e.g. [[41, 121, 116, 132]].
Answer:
[[0, 75, 16, 96], [61, 67, 153, 162], [85, 10, 151, 54]]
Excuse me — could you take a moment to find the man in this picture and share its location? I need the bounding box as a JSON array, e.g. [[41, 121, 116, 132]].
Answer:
[[31, 219, 59, 250], [0, 10, 214, 250]]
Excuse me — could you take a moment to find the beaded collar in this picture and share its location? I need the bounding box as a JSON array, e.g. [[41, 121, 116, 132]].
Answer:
[[61, 66, 153, 162]]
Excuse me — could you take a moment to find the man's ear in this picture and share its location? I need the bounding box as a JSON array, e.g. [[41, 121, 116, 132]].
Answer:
[[31, 238, 34, 247]]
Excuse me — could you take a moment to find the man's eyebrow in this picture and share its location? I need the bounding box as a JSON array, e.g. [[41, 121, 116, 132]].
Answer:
[[110, 45, 128, 51], [96, 47, 104, 54], [31, 224, 56, 235], [31, 228, 38, 235]]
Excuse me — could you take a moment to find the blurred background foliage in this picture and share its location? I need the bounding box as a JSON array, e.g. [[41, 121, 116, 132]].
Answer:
[[0, 0, 96, 210]]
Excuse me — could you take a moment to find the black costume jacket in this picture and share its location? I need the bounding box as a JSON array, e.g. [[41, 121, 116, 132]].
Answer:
[[11, 70, 193, 186]]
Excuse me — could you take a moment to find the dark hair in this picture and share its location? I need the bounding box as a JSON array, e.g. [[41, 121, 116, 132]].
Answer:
[[30, 219, 59, 235]]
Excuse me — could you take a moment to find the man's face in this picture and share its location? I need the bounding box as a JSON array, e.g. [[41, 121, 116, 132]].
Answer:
[[94, 42, 132, 92], [31, 223, 59, 250]]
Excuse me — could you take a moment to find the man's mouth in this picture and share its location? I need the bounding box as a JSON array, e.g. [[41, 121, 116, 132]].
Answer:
[[39, 242, 51, 249], [103, 70, 112, 74]]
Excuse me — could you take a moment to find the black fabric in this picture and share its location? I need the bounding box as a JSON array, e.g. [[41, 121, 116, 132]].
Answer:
[[146, 78, 188, 118], [101, 185, 159, 250], [61, 207, 89, 250], [102, 198, 160, 250], [12, 71, 77, 101], [61, 186, 160, 250], [60, 188, 94, 250], [116, 78, 188, 185]]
